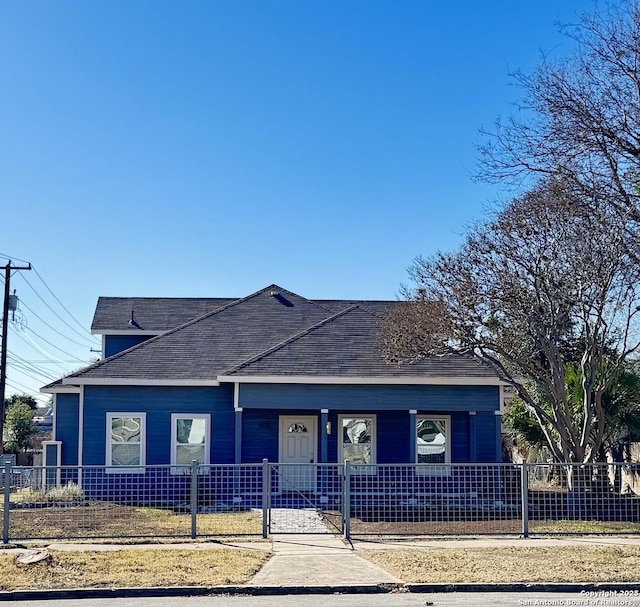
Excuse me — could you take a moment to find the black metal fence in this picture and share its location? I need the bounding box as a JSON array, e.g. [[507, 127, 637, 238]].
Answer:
[[1, 460, 638, 542]]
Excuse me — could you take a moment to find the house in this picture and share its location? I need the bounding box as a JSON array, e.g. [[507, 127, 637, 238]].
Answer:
[[41, 284, 507, 498]]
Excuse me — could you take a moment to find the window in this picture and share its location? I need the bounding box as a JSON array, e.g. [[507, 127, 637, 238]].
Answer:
[[339, 415, 376, 473], [106, 413, 146, 473], [171, 413, 210, 473], [416, 415, 450, 475]]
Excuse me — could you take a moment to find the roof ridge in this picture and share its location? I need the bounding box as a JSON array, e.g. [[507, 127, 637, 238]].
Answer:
[[222, 303, 374, 375], [351, 302, 389, 320], [267, 285, 336, 314], [96, 297, 238, 304]]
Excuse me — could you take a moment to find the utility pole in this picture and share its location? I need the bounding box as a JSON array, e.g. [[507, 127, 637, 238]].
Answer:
[[0, 261, 31, 455]]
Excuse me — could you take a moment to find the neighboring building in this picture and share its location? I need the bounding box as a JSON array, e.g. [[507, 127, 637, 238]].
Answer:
[[33, 406, 53, 435], [41, 284, 507, 496]]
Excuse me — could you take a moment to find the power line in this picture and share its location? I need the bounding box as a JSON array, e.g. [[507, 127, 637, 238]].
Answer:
[[19, 298, 96, 349], [9, 358, 81, 364], [11, 330, 73, 371], [4, 380, 45, 402], [18, 272, 98, 345], [5, 380, 38, 395], [20, 327, 87, 363], [0, 252, 30, 265], [31, 266, 99, 342], [7, 352, 59, 382], [7, 360, 57, 384]]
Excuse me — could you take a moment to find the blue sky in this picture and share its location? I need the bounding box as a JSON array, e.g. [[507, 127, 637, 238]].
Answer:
[[0, 0, 594, 404]]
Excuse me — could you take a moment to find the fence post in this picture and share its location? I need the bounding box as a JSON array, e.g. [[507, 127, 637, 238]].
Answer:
[[343, 460, 351, 541], [262, 459, 269, 539], [3, 461, 11, 544], [521, 460, 529, 538], [190, 460, 198, 539]]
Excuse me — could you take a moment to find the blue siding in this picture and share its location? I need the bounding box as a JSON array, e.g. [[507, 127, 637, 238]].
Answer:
[[237, 384, 497, 464], [239, 384, 500, 412], [56, 393, 80, 466], [57, 383, 499, 470], [377, 411, 411, 463], [82, 385, 234, 465], [104, 335, 153, 358], [242, 409, 280, 462], [451, 412, 471, 463], [475, 411, 498, 462], [243, 408, 476, 464]]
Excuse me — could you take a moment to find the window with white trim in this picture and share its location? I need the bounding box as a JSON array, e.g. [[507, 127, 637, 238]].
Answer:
[[416, 415, 450, 475], [339, 415, 376, 473], [171, 413, 210, 473], [106, 413, 146, 473]]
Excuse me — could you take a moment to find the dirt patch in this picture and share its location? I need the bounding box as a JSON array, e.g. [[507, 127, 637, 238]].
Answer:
[[8, 503, 262, 540]]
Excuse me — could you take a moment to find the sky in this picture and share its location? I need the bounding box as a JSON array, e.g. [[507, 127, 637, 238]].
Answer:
[[0, 0, 596, 405]]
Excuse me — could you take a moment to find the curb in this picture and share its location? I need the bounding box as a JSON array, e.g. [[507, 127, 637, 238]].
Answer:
[[3, 582, 640, 601]]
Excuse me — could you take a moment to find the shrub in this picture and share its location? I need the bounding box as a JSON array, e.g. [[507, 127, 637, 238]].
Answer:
[[44, 482, 85, 503]]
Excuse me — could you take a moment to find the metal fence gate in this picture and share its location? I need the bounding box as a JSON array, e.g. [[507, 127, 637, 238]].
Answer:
[[265, 463, 343, 535]]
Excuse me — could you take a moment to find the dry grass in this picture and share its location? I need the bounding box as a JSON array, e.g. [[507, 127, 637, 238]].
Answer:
[[0, 548, 269, 589], [530, 520, 640, 533], [8, 504, 263, 540], [348, 518, 522, 535], [363, 546, 640, 583], [322, 510, 640, 536]]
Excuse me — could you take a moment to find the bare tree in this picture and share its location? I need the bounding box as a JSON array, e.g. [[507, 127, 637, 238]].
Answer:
[[479, 1, 640, 231], [380, 180, 640, 466]]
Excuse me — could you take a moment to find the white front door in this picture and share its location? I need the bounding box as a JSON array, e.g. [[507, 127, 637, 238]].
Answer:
[[278, 415, 317, 492]]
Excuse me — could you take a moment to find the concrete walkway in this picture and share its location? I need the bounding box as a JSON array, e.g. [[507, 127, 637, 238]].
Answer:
[[268, 508, 331, 534], [248, 534, 400, 587]]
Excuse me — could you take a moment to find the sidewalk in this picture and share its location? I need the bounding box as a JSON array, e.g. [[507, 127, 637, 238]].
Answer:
[[4, 533, 640, 600], [249, 534, 399, 587]]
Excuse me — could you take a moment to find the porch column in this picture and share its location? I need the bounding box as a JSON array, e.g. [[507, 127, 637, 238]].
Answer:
[[469, 411, 477, 462], [320, 409, 328, 463], [409, 410, 417, 463], [234, 408, 243, 464]]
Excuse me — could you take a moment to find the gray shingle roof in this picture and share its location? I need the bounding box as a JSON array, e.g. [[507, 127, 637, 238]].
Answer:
[[59, 284, 499, 385], [72, 285, 335, 381], [91, 296, 397, 332], [91, 297, 237, 332], [223, 305, 496, 378]]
